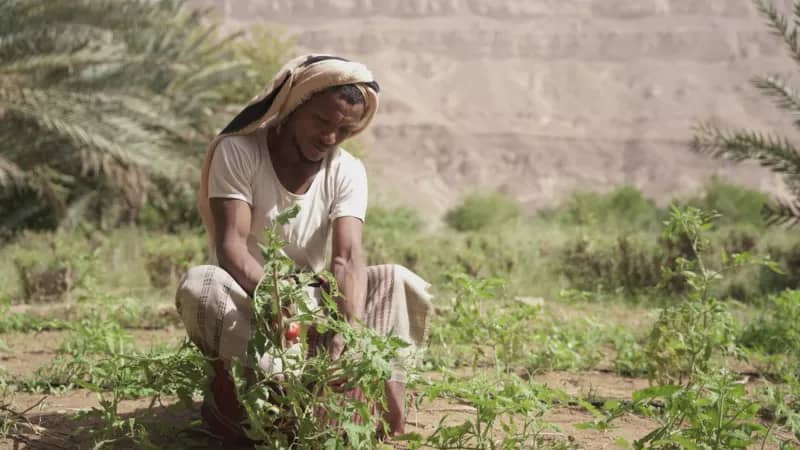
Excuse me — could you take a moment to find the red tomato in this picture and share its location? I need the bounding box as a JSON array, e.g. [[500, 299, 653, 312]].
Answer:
[[285, 322, 301, 340]]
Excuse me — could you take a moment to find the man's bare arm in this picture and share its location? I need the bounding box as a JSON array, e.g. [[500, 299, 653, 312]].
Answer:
[[330, 216, 367, 324], [210, 198, 263, 295]]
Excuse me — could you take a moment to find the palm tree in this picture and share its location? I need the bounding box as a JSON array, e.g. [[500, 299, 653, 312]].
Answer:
[[0, 0, 291, 232], [692, 0, 800, 225]]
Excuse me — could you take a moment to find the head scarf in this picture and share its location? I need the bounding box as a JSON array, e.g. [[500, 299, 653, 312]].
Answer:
[[199, 54, 380, 250]]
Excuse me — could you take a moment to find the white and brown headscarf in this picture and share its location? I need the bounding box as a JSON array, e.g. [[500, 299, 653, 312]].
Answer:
[[198, 54, 380, 249]]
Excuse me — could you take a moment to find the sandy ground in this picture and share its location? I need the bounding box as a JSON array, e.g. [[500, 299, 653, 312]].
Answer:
[[0, 328, 794, 449], [2, 383, 660, 449], [1, 329, 657, 449]]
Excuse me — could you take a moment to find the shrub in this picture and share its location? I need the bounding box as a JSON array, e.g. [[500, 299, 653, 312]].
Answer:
[[631, 371, 768, 449], [739, 289, 800, 373], [10, 233, 98, 303], [444, 192, 521, 232], [363, 206, 426, 271], [687, 177, 770, 228], [558, 236, 663, 294], [142, 234, 206, 288], [640, 206, 777, 385], [541, 185, 663, 230], [365, 206, 422, 235], [757, 242, 800, 294]]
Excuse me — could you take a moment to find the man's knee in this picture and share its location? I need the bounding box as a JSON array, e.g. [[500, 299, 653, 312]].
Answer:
[[176, 265, 252, 359]]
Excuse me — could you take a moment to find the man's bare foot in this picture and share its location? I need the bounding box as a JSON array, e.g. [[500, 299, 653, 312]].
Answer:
[[384, 381, 406, 435]]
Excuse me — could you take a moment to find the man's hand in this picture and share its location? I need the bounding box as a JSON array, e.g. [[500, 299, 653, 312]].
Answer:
[[328, 332, 346, 361]]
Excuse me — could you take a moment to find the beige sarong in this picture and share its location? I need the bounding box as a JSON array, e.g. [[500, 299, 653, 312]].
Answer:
[[175, 263, 432, 382]]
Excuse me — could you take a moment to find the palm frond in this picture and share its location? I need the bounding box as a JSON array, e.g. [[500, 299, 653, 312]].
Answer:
[[691, 122, 800, 175], [0, 0, 292, 230], [0, 25, 107, 61], [0, 154, 26, 188], [754, 0, 800, 65], [763, 199, 800, 226], [752, 74, 800, 129]]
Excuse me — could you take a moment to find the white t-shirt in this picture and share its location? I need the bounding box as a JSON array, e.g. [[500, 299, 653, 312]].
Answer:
[[207, 126, 368, 273]]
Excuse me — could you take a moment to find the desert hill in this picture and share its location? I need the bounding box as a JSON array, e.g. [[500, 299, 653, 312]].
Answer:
[[203, 0, 796, 213]]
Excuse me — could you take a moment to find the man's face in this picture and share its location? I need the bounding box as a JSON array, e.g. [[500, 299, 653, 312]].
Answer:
[[283, 89, 365, 164]]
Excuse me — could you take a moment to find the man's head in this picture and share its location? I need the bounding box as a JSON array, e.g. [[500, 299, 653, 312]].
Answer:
[[278, 84, 366, 164]]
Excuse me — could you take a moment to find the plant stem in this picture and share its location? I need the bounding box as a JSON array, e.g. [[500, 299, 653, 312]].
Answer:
[[272, 260, 284, 349]]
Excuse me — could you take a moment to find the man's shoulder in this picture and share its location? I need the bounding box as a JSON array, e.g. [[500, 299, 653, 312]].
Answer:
[[217, 130, 263, 156], [330, 147, 365, 174]]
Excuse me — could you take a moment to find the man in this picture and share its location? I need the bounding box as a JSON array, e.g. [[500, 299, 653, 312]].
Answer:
[[175, 55, 432, 444]]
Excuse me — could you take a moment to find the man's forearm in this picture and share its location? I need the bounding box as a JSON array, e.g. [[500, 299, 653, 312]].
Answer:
[[217, 242, 263, 296], [331, 255, 367, 323]]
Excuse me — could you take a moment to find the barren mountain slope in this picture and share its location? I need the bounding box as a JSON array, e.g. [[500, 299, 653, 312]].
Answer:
[[204, 0, 796, 213]]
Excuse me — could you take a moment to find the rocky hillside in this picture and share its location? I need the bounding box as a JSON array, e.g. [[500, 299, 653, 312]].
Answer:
[[203, 0, 795, 213]]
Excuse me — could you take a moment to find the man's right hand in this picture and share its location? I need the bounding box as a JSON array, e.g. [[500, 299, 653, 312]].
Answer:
[[327, 332, 346, 361]]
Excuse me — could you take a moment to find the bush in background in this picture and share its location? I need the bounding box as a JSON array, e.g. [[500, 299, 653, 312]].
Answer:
[[539, 185, 664, 231], [558, 236, 664, 294], [444, 192, 521, 232], [10, 233, 98, 303], [686, 177, 770, 228], [142, 234, 206, 289], [739, 289, 800, 375]]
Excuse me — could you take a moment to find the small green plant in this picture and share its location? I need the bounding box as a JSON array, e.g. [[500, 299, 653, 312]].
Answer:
[[12, 308, 209, 447], [0, 394, 46, 440], [487, 303, 542, 374], [611, 329, 649, 377], [0, 293, 67, 332], [757, 373, 800, 446], [739, 289, 800, 376], [402, 374, 567, 450], [426, 273, 504, 370], [643, 206, 778, 385], [71, 342, 209, 446], [631, 370, 767, 449], [524, 319, 605, 373]]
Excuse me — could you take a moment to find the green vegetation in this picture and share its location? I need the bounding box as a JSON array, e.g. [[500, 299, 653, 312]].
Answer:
[[1, 180, 798, 448], [445, 192, 522, 232], [0, 0, 292, 235], [0, 0, 799, 448]]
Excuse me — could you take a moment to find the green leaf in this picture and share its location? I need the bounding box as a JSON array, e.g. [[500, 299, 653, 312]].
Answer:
[[276, 203, 301, 225]]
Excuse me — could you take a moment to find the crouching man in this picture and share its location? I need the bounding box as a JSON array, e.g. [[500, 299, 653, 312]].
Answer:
[[174, 55, 432, 444]]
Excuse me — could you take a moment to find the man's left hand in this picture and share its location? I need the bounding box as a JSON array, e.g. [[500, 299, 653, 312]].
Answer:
[[328, 332, 346, 360]]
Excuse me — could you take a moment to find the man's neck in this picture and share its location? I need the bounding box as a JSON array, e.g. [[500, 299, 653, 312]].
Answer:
[[267, 127, 322, 194]]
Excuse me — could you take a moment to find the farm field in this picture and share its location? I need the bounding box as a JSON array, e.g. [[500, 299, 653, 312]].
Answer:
[[0, 306, 789, 450], [0, 319, 664, 449], [1, 185, 799, 449]]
